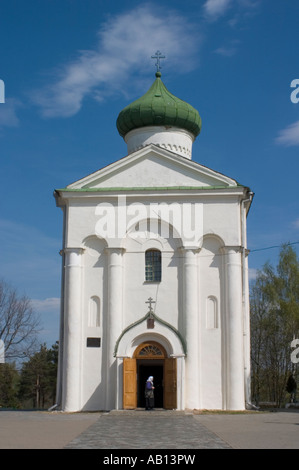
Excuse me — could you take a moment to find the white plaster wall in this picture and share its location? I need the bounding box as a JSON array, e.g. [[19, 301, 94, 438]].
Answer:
[[81, 236, 107, 410], [95, 154, 214, 188], [123, 232, 181, 330], [199, 236, 224, 409], [125, 126, 194, 159], [61, 188, 245, 411], [202, 199, 241, 246], [65, 195, 242, 250], [66, 202, 99, 246]]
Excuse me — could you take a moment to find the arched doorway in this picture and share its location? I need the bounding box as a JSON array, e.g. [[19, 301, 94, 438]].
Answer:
[[135, 342, 166, 408], [123, 341, 177, 410]]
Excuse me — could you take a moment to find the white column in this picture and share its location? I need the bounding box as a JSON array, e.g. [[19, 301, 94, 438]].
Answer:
[[62, 247, 84, 412], [183, 248, 199, 410], [225, 247, 245, 410], [174, 355, 185, 411], [115, 356, 125, 410], [106, 247, 125, 410]]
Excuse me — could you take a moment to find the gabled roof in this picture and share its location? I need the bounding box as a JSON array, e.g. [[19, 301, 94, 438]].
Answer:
[[59, 144, 243, 192]]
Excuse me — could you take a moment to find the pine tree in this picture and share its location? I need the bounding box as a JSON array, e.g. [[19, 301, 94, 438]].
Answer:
[[18, 344, 58, 409], [0, 363, 20, 408]]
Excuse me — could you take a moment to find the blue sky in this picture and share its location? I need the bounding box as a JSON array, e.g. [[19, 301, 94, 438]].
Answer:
[[0, 0, 299, 347]]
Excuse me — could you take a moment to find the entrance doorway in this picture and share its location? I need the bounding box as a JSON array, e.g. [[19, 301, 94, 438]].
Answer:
[[123, 341, 177, 410], [137, 360, 164, 408]]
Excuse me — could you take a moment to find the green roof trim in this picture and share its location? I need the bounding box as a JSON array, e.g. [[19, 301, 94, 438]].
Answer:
[[113, 311, 187, 357], [116, 72, 202, 138], [57, 184, 244, 192]]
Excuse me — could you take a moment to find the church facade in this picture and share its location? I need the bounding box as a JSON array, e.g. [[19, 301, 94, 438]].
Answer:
[[54, 69, 253, 412]]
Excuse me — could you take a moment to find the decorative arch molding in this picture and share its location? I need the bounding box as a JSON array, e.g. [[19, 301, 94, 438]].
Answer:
[[82, 234, 108, 253], [114, 311, 186, 357], [201, 233, 225, 251], [124, 215, 184, 250], [142, 238, 165, 251]]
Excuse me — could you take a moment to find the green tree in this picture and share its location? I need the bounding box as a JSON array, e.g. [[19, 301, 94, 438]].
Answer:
[[0, 362, 20, 408], [250, 245, 299, 407], [18, 343, 58, 409]]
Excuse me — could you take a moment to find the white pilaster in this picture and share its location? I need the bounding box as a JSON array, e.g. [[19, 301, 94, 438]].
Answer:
[[115, 356, 124, 410], [183, 248, 200, 410], [174, 355, 185, 411], [62, 247, 84, 412], [225, 247, 245, 410], [106, 247, 125, 410]]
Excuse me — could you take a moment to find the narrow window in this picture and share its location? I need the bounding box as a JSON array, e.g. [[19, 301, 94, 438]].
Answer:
[[88, 296, 100, 327], [206, 296, 218, 329], [145, 249, 161, 282]]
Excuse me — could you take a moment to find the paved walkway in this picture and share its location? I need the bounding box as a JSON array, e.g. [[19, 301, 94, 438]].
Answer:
[[65, 410, 231, 449], [1, 408, 299, 449]]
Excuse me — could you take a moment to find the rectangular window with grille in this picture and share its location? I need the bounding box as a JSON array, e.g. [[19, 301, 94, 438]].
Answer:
[[145, 250, 161, 282]]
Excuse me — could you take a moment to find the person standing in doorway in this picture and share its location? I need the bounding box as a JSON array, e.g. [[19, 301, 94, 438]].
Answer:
[[145, 376, 155, 410]]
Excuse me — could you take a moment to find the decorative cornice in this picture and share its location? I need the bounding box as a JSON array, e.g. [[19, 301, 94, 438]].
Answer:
[[221, 245, 243, 254], [56, 185, 244, 193]]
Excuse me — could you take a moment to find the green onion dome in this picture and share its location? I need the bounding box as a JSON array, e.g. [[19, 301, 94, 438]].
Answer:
[[116, 72, 202, 139]]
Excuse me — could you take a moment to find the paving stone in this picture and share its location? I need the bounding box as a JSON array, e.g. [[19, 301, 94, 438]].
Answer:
[[65, 410, 231, 449]]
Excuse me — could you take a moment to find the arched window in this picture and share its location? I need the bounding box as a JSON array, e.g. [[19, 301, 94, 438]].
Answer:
[[88, 296, 100, 327], [145, 249, 161, 282], [134, 341, 167, 359], [206, 296, 218, 329]]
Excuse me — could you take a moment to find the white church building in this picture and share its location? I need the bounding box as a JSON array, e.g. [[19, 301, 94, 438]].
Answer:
[[54, 65, 254, 412]]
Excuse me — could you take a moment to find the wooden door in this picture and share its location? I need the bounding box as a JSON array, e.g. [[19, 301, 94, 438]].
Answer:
[[164, 358, 177, 410], [123, 358, 137, 409]]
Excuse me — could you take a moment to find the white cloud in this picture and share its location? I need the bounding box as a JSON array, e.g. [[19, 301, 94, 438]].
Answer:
[[203, 0, 260, 22], [214, 38, 241, 57], [203, 0, 233, 20], [276, 120, 299, 147], [0, 98, 21, 128], [214, 45, 238, 57], [237, 0, 260, 10], [32, 5, 201, 118], [292, 219, 299, 229], [31, 298, 60, 312]]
